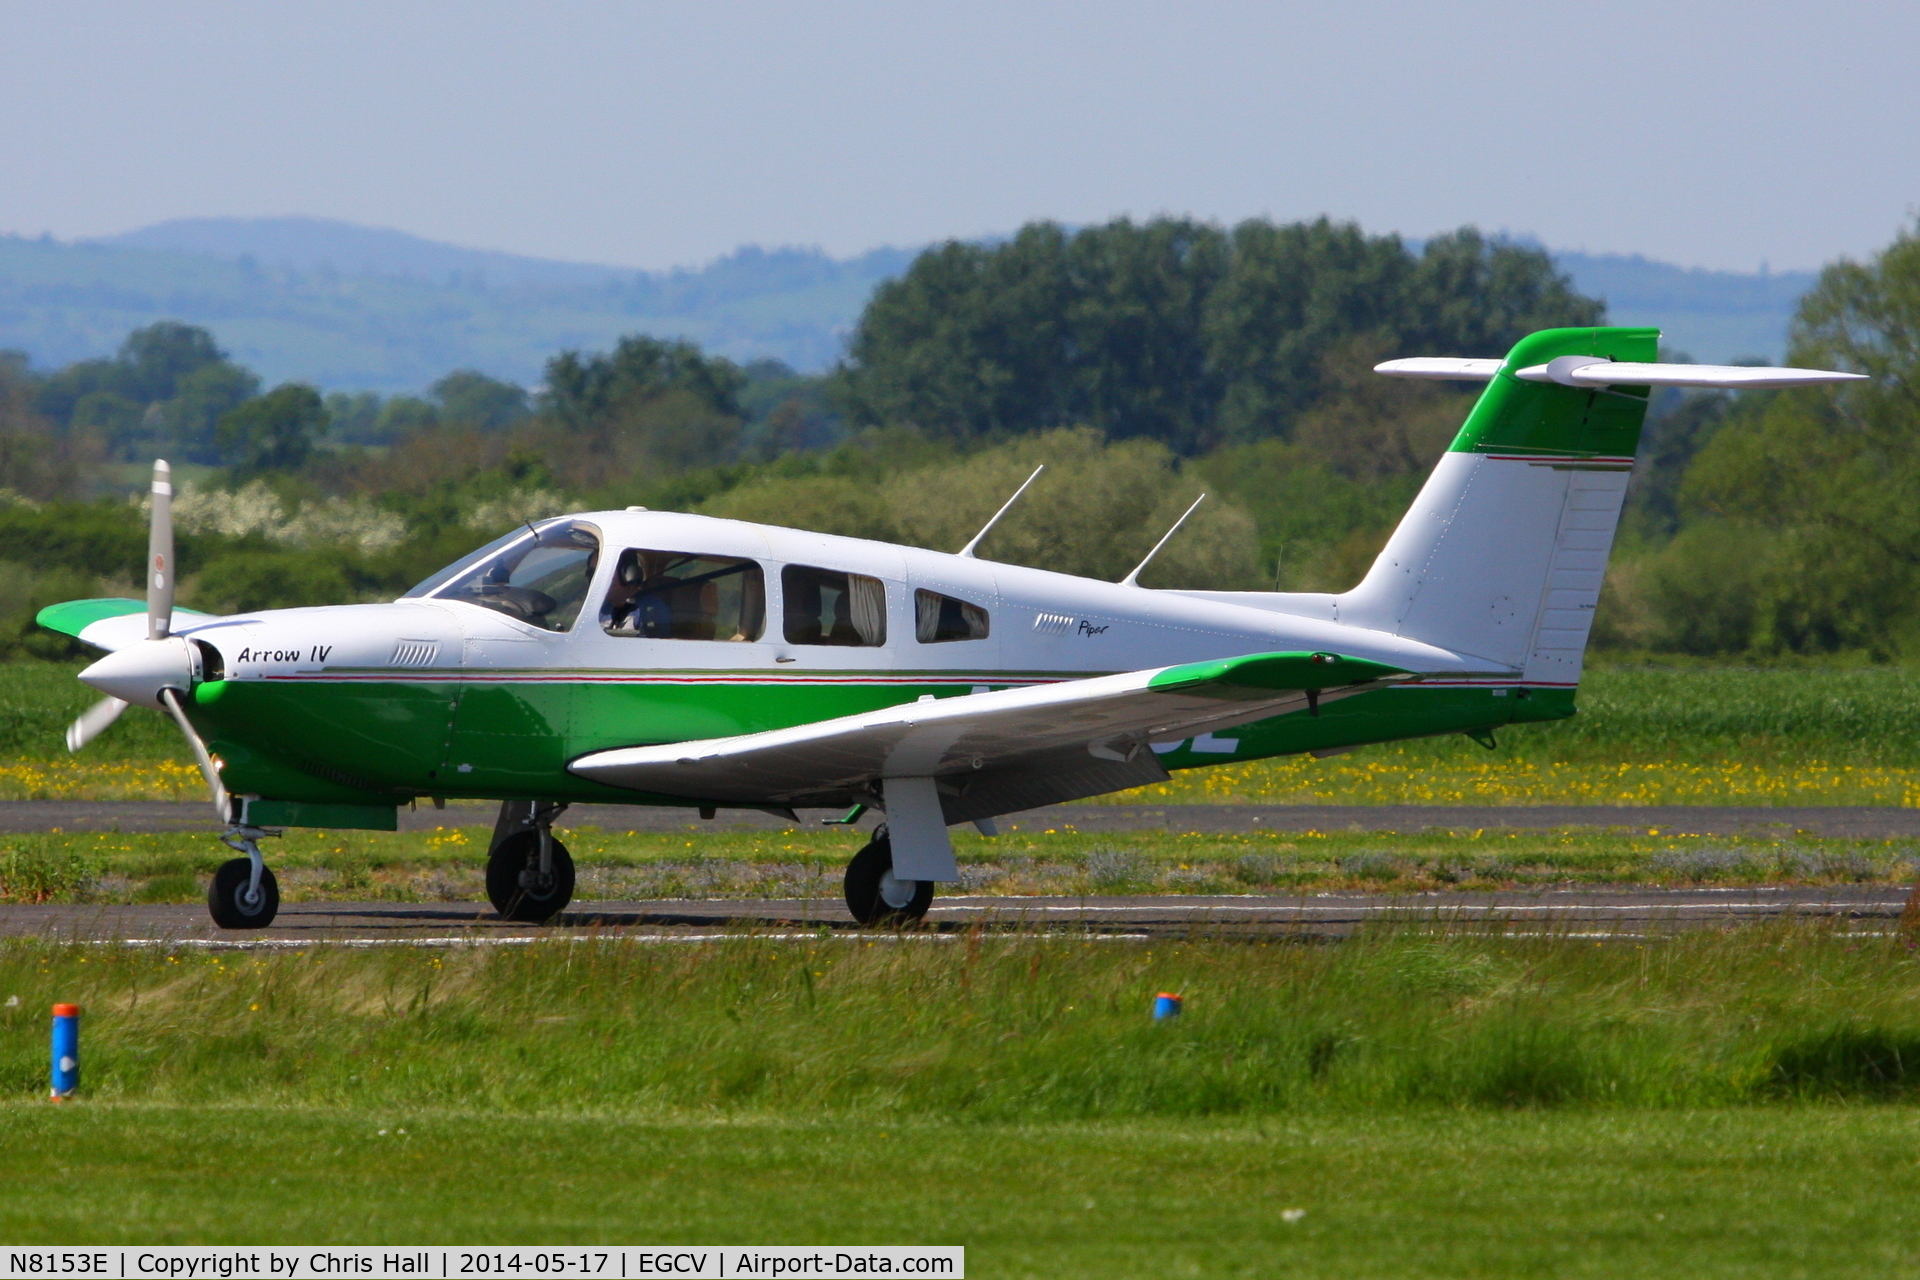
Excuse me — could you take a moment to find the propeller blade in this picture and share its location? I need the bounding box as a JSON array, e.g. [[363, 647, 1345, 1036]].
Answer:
[[148, 459, 174, 641], [64, 697, 128, 753], [159, 687, 230, 824]]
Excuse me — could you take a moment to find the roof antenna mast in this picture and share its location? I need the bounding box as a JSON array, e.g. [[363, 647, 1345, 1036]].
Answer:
[[1119, 494, 1206, 587], [957, 465, 1045, 558]]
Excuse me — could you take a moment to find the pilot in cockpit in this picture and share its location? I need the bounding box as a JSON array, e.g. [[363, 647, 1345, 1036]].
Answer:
[[602, 549, 759, 641]]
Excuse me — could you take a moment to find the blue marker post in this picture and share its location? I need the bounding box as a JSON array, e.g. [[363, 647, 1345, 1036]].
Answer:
[[1153, 992, 1183, 1020], [50, 1003, 79, 1101]]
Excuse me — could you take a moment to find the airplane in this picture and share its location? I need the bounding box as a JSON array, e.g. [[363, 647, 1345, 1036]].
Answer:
[[36, 325, 1865, 930]]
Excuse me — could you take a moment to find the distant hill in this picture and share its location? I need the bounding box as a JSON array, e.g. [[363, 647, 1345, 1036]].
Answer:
[[1553, 251, 1817, 363], [103, 216, 632, 288], [0, 216, 1815, 392]]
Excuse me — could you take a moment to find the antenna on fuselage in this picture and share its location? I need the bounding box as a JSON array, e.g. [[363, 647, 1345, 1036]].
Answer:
[[1118, 493, 1206, 588], [957, 465, 1045, 558]]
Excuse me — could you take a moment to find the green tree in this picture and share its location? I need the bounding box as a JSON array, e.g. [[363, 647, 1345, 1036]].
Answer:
[[216, 384, 328, 472], [839, 217, 1599, 452], [1648, 221, 1920, 654], [699, 427, 1260, 588], [34, 322, 257, 462], [165, 361, 263, 461], [542, 335, 744, 429], [432, 370, 529, 429]]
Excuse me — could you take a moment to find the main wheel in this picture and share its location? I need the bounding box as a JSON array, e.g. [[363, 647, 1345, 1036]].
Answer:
[[208, 856, 280, 930], [486, 831, 575, 922], [843, 832, 934, 925]]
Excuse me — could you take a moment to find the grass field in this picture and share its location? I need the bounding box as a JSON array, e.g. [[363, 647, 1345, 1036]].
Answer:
[[6, 823, 1920, 904], [7, 661, 1920, 805], [8, 1106, 1920, 1275], [6, 928, 1920, 1272]]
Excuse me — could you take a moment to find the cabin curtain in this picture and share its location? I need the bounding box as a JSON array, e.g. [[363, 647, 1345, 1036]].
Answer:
[[849, 575, 887, 646], [915, 589, 942, 643]]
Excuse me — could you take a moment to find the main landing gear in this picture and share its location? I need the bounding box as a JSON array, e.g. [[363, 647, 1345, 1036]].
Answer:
[[487, 801, 575, 922], [209, 826, 280, 930], [843, 826, 934, 925]]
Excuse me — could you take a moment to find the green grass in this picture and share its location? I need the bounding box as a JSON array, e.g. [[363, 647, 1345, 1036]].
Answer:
[[6, 1106, 1920, 1274], [5, 823, 1920, 904], [9, 927, 1920, 1115], [8, 930, 1920, 1270], [0, 661, 184, 760]]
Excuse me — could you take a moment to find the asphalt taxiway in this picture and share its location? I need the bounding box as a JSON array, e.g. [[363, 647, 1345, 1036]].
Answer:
[[4, 885, 1914, 945], [12, 800, 1920, 838]]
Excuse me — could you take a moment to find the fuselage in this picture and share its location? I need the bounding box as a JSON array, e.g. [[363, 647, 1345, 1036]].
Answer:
[[170, 509, 1571, 814]]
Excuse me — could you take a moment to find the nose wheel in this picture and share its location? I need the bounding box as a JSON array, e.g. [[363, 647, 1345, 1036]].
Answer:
[[209, 828, 280, 929], [844, 829, 933, 925]]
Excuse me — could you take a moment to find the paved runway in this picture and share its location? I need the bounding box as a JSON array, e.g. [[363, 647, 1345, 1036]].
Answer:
[[5, 885, 1914, 945], [11, 800, 1920, 838]]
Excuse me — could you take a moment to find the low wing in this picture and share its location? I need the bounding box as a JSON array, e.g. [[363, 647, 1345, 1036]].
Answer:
[[36, 598, 220, 652], [570, 650, 1413, 821]]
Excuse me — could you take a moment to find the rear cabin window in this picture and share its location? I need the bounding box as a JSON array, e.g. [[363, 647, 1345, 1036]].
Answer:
[[915, 589, 990, 642], [602, 550, 765, 641], [783, 566, 887, 646]]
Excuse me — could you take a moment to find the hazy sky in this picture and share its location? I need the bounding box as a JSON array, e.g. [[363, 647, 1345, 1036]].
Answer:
[[1, 0, 1914, 273]]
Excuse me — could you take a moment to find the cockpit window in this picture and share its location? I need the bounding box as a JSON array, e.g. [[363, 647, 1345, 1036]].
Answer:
[[400, 527, 528, 599], [783, 565, 887, 646], [427, 520, 601, 632], [915, 589, 990, 642], [603, 550, 765, 641]]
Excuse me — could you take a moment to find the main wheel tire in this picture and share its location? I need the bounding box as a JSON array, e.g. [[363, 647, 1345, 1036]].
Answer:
[[843, 832, 934, 925], [486, 831, 575, 922], [208, 856, 280, 930]]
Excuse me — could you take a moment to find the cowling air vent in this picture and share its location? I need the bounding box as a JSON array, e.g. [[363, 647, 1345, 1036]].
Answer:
[[389, 639, 440, 668], [1032, 612, 1074, 637]]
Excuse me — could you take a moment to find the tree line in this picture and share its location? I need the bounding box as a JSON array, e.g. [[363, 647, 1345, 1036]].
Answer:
[[7, 213, 1920, 661]]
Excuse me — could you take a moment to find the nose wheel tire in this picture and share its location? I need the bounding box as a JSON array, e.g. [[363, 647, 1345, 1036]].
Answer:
[[208, 857, 280, 930], [844, 832, 933, 925], [487, 831, 576, 922]]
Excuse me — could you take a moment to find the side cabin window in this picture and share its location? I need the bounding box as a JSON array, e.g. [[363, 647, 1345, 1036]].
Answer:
[[603, 550, 765, 641], [783, 565, 886, 646], [431, 520, 600, 633], [915, 589, 990, 642]]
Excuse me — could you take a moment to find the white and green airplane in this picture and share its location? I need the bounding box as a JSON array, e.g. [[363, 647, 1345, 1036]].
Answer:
[[38, 326, 1862, 930]]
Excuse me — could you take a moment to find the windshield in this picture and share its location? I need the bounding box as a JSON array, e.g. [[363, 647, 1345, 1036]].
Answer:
[[401, 527, 530, 600], [423, 520, 602, 632]]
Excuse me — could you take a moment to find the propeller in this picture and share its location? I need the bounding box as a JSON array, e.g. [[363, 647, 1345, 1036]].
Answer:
[[65, 460, 231, 823]]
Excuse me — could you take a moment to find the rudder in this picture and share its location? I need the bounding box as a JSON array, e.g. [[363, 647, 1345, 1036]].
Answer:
[[1336, 326, 1658, 683]]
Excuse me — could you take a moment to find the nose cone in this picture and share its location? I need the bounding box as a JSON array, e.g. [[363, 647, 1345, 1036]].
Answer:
[[79, 637, 196, 706]]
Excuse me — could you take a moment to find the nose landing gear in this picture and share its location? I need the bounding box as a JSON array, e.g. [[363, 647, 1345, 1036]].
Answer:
[[209, 826, 280, 929]]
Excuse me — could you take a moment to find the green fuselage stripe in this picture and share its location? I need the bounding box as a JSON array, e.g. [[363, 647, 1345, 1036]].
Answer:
[[186, 674, 1575, 809]]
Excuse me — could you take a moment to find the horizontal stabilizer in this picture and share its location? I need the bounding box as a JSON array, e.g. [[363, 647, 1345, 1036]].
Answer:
[[1515, 358, 1867, 390], [1376, 355, 1867, 390], [1371, 357, 1507, 380]]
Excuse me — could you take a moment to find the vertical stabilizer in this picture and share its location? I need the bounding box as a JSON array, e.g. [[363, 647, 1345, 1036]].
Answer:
[[1337, 326, 1658, 683]]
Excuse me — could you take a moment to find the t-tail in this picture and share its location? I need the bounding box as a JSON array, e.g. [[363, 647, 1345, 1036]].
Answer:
[[1259, 327, 1863, 686]]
